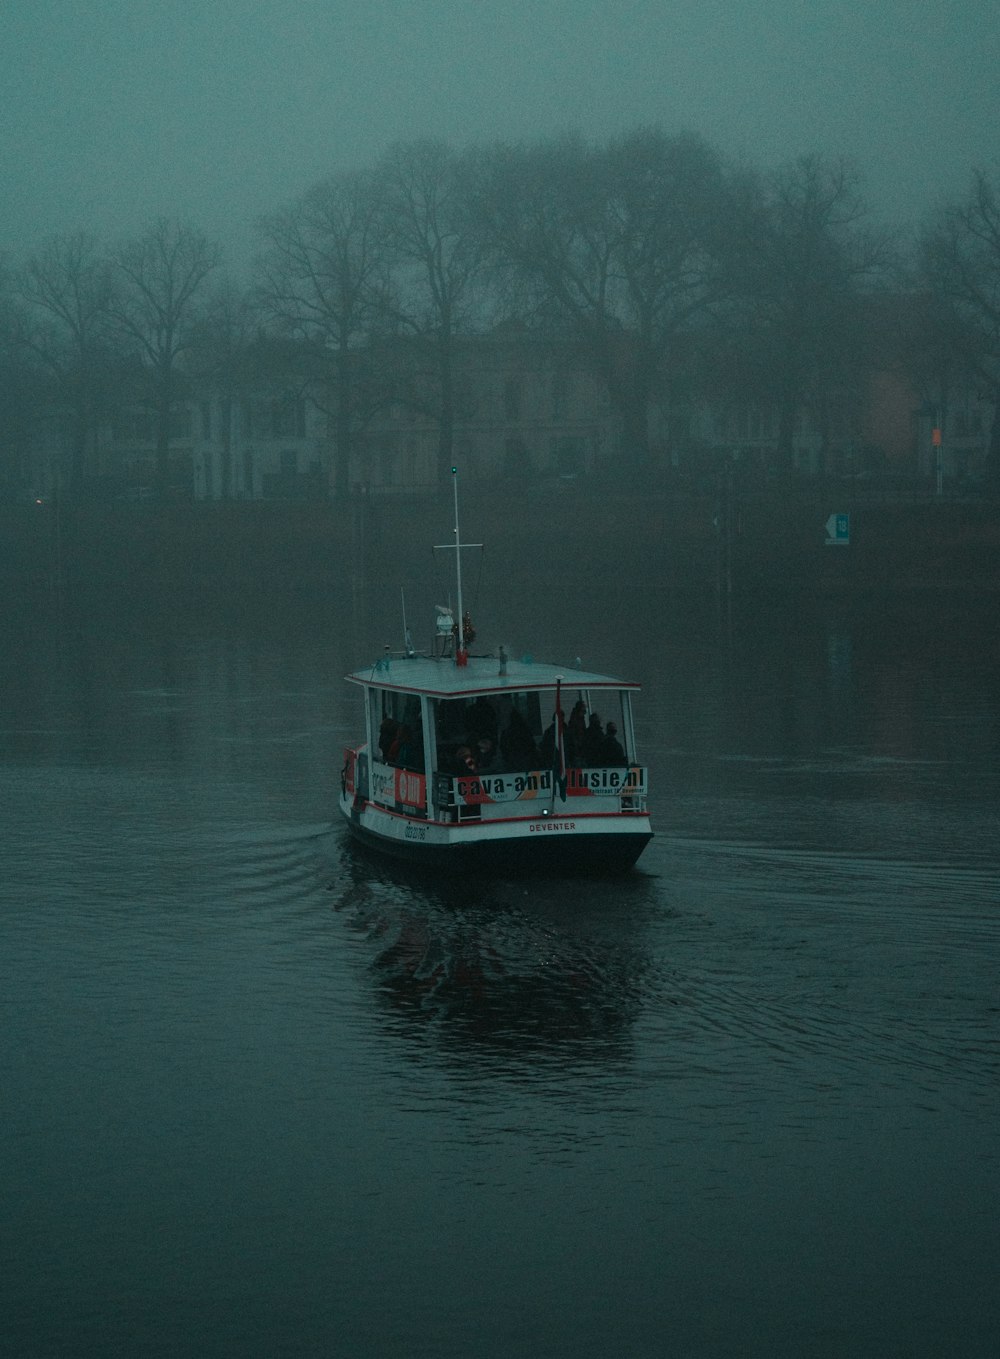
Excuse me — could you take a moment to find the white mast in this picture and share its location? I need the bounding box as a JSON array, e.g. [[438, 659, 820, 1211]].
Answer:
[[452, 467, 465, 664], [434, 466, 481, 667]]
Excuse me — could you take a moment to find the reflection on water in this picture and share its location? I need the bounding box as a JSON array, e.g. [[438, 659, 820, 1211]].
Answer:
[[1, 589, 998, 1359], [318, 835, 654, 1065]]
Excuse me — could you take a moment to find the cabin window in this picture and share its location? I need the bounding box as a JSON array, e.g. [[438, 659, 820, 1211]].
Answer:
[[434, 693, 552, 775], [434, 696, 501, 774], [510, 692, 542, 736], [373, 691, 424, 770], [543, 689, 633, 769]]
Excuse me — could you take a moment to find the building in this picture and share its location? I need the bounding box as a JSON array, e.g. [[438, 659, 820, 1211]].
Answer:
[[349, 329, 618, 492], [86, 386, 329, 501], [14, 327, 998, 500]]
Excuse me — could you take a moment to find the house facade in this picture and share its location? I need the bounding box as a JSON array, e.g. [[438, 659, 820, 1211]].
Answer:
[[87, 388, 329, 501], [15, 328, 998, 499], [914, 390, 996, 489], [348, 331, 618, 493]]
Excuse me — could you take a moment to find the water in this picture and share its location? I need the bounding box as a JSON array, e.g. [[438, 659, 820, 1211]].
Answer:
[[2, 589, 998, 1358]]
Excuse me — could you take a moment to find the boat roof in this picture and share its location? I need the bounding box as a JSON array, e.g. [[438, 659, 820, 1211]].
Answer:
[[345, 652, 639, 698]]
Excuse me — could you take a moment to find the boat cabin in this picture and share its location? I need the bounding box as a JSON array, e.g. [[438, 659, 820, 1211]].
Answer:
[[342, 655, 649, 829]]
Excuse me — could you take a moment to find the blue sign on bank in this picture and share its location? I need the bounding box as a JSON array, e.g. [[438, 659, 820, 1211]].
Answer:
[[825, 512, 850, 546]]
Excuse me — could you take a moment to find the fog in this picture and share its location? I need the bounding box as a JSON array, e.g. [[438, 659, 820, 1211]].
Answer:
[[4, 0, 998, 267]]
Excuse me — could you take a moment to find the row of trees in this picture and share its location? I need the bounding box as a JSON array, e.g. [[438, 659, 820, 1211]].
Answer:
[[1, 221, 223, 500], [3, 128, 999, 500]]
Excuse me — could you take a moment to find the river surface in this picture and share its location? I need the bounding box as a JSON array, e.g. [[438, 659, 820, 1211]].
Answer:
[[2, 585, 998, 1358]]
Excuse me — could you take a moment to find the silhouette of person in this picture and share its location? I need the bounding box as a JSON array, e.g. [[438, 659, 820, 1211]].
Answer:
[[581, 713, 604, 766], [453, 744, 478, 775], [566, 700, 587, 765], [387, 723, 414, 766], [500, 708, 537, 769], [378, 716, 399, 761], [467, 696, 498, 746], [600, 721, 626, 765]]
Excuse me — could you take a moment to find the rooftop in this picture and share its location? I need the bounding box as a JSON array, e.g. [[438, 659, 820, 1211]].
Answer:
[[345, 652, 639, 698]]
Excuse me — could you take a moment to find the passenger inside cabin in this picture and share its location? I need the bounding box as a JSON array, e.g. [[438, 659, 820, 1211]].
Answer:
[[466, 696, 499, 746], [452, 744, 478, 775], [475, 737, 497, 770], [378, 716, 399, 762], [386, 723, 412, 764], [500, 708, 537, 770], [600, 721, 627, 766], [566, 701, 587, 765], [434, 698, 470, 775], [581, 713, 604, 766], [386, 723, 424, 771]]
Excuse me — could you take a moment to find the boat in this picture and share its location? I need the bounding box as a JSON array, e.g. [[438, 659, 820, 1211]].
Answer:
[[338, 471, 652, 872]]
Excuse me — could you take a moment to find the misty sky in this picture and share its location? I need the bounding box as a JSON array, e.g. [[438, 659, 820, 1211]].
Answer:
[[3, 0, 997, 270]]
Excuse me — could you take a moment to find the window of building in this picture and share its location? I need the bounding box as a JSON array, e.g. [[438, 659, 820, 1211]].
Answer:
[[169, 407, 193, 440], [552, 372, 570, 420], [953, 409, 983, 437], [455, 377, 477, 421], [246, 395, 307, 439], [380, 447, 396, 486], [504, 436, 532, 478], [552, 436, 584, 477], [274, 397, 306, 438], [113, 409, 153, 442]]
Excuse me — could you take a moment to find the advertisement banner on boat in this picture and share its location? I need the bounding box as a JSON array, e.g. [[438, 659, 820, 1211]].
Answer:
[[456, 770, 551, 805], [394, 768, 426, 808], [453, 766, 647, 805], [567, 766, 647, 797], [371, 763, 426, 810]]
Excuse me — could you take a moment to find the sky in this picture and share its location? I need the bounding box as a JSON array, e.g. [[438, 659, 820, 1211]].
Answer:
[[3, 0, 998, 273]]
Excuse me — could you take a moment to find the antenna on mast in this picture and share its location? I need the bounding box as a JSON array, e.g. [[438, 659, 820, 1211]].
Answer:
[[400, 588, 415, 657], [433, 466, 482, 668]]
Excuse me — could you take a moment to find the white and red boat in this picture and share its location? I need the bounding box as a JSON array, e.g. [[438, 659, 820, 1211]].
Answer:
[[338, 473, 652, 873]]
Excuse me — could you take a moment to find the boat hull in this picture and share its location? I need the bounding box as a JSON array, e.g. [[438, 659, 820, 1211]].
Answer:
[[339, 798, 651, 874]]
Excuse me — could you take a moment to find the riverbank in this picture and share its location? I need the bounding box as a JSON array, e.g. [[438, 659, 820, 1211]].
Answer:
[[2, 486, 998, 604]]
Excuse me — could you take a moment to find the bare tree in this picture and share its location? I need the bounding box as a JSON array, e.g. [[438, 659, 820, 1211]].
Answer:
[[474, 128, 728, 473], [731, 155, 893, 475], [108, 219, 222, 499], [186, 275, 260, 499], [0, 258, 46, 493], [606, 128, 731, 465], [475, 132, 630, 450], [18, 231, 115, 495], [256, 168, 389, 499], [920, 167, 1000, 485], [375, 139, 486, 485]]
